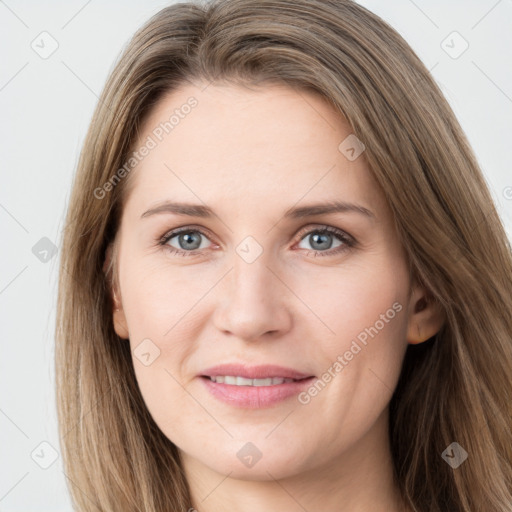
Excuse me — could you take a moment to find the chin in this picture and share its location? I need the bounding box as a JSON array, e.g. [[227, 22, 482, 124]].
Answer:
[[205, 455, 305, 481]]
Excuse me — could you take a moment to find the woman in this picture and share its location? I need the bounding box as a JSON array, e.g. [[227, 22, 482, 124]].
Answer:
[[55, 0, 512, 510]]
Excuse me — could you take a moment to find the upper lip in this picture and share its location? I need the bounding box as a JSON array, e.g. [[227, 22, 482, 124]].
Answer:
[[200, 364, 314, 380]]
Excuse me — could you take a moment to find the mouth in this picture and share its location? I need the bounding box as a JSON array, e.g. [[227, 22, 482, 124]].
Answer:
[[203, 375, 304, 386], [198, 364, 316, 408]]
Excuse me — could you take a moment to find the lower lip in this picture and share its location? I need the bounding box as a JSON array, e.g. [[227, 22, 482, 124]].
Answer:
[[199, 376, 316, 408]]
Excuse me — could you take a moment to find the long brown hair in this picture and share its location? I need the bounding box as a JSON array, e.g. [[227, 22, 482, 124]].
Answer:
[[56, 0, 512, 510]]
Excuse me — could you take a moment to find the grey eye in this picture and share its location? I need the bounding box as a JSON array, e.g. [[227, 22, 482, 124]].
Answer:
[[297, 231, 343, 251], [166, 231, 206, 251]]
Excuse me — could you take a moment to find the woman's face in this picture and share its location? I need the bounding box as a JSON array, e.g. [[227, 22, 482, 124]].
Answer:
[[111, 81, 427, 481]]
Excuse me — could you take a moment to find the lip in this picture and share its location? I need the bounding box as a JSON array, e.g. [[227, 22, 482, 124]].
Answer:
[[198, 364, 315, 409], [200, 363, 313, 380]]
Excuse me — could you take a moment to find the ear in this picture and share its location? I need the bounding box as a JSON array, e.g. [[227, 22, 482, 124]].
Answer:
[[406, 284, 445, 344], [103, 243, 129, 340]]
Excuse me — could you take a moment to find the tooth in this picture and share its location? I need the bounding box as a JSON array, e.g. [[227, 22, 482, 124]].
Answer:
[[210, 375, 298, 386], [253, 378, 273, 386], [236, 376, 253, 386]]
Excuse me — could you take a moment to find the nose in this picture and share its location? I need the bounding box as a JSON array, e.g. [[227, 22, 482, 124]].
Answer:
[[212, 252, 292, 342]]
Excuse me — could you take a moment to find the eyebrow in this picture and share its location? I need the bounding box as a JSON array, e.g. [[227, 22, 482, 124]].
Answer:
[[141, 200, 374, 220], [141, 201, 375, 220], [284, 200, 374, 220]]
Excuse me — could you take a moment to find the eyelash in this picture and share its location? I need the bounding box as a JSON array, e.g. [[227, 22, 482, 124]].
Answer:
[[157, 225, 356, 258]]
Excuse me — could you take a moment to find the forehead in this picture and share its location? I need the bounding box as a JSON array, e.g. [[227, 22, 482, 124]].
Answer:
[[123, 82, 386, 222]]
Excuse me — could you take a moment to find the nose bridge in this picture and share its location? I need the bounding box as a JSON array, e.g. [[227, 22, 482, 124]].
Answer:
[[230, 230, 276, 300], [231, 242, 278, 312], [213, 240, 291, 340], [232, 250, 273, 302]]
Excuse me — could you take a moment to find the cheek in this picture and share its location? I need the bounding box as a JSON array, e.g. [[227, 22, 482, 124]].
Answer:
[[118, 254, 216, 426], [290, 254, 408, 354], [290, 254, 410, 428], [120, 253, 210, 341]]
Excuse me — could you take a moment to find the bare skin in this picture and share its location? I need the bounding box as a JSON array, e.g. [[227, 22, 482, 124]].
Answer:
[[108, 81, 442, 512]]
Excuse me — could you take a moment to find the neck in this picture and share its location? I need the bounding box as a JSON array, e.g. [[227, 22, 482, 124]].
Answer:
[[181, 408, 409, 512]]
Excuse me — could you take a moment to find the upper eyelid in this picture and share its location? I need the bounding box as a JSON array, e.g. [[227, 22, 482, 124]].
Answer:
[[295, 224, 353, 239]]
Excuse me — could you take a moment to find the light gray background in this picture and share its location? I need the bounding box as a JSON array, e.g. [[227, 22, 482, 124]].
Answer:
[[1, 1, 511, 510]]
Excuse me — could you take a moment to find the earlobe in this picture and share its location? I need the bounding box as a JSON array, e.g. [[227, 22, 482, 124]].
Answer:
[[113, 305, 129, 340], [406, 287, 445, 345]]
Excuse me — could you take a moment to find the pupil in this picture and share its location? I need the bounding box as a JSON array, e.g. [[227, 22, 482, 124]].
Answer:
[[311, 233, 332, 250], [181, 232, 200, 249]]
